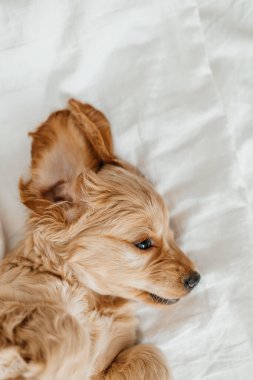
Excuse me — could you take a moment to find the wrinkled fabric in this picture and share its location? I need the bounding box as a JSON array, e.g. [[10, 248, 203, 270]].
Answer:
[[0, 1, 252, 379]]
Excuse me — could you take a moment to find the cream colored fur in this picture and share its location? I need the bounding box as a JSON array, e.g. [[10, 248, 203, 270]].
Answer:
[[0, 99, 199, 380]]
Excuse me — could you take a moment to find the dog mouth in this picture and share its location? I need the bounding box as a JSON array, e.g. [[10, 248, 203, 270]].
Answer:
[[149, 293, 179, 305]]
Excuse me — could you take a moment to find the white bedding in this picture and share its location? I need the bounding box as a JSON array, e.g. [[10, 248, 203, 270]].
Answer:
[[0, 1, 252, 379]]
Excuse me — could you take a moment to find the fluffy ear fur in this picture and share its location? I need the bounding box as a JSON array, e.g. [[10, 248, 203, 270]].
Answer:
[[20, 100, 114, 218], [68, 99, 113, 156]]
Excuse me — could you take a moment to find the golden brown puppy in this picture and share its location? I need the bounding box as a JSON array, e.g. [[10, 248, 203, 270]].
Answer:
[[0, 99, 200, 380]]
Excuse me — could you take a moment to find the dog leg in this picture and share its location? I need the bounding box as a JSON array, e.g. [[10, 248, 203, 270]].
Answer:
[[92, 344, 172, 380]]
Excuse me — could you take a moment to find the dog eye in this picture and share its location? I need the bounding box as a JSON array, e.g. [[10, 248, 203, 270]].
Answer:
[[135, 239, 153, 250]]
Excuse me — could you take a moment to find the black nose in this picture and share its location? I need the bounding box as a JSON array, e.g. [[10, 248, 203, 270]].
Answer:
[[184, 271, 201, 290]]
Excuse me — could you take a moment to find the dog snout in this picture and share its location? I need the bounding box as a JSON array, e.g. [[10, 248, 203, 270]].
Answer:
[[184, 271, 201, 290]]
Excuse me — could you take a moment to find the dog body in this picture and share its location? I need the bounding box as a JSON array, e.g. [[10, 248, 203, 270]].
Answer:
[[0, 250, 137, 379], [0, 100, 200, 379]]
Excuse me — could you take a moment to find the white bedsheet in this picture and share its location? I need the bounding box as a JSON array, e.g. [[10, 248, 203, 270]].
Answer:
[[0, 1, 252, 379]]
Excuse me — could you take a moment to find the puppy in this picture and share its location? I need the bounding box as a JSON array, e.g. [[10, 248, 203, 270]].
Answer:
[[0, 99, 200, 380]]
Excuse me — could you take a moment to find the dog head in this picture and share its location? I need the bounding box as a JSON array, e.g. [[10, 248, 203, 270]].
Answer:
[[20, 99, 200, 307]]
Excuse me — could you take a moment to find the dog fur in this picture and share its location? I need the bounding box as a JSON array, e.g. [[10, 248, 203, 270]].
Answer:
[[0, 99, 199, 379]]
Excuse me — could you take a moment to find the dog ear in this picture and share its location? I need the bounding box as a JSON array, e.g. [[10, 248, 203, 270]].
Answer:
[[68, 99, 113, 156], [68, 98, 114, 164], [68, 100, 147, 178], [19, 109, 87, 218], [20, 100, 115, 219]]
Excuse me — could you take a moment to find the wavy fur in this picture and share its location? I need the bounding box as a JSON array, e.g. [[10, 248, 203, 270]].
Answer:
[[0, 99, 199, 380]]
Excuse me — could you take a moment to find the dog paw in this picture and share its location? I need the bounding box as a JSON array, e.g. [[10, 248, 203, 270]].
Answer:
[[98, 344, 172, 380]]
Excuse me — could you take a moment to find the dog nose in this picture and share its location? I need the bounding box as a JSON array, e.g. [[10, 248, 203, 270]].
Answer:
[[184, 271, 201, 290]]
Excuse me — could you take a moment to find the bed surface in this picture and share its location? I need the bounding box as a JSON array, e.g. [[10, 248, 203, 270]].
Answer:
[[0, 1, 252, 379]]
